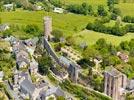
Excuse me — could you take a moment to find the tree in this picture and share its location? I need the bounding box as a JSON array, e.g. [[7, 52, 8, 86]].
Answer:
[[97, 5, 107, 16], [95, 38, 110, 55], [81, 2, 90, 15], [111, 8, 121, 20], [83, 47, 100, 60], [66, 36, 75, 46], [102, 55, 121, 67], [120, 41, 130, 51], [107, 0, 114, 6], [129, 49, 134, 57], [0, 1, 3, 11], [91, 74, 103, 92], [49, 0, 62, 7], [77, 58, 95, 68], [2, 30, 12, 37], [123, 16, 134, 23], [108, 44, 117, 55], [38, 54, 52, 75], [129, 39, 134, 50], [66, 3, 93, 15], [24, 24, 39, 34], [54, 43, 64, 52], [96, 38, 108, 50], [51, 29, 63, 42], [111, 26, 127, 36], [113, 8, 121, 16], [128, 57, 134, 69], [0, 17, 1, 24]]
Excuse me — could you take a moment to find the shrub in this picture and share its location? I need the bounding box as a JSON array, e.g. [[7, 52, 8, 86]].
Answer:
[[24, 24, 39, 34], [123, 16, 134, 23]]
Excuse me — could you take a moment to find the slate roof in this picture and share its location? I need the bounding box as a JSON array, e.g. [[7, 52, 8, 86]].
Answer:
[[59, 56, 71, 67], [29, 59, 38, 69], [20, 79, 35, 95], [24, 37, 39, 47], [40, 87, 65, 97], [105, 67, 122, 77], [128, 80, 134, 90]]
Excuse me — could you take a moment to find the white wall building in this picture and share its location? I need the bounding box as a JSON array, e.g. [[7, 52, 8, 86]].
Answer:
[[54, 7, 64, 14]]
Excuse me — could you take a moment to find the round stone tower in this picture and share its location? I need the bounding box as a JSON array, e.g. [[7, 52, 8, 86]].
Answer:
[[44, 16, 52, 40]]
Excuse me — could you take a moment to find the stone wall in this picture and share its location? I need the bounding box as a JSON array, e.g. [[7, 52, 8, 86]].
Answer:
[[43, 38, 61, 65]]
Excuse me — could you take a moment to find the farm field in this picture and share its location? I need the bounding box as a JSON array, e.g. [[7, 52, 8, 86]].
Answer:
[[0, 10, 96, 36], [115, 3, 134, 16], [74, 30, 134, 46]]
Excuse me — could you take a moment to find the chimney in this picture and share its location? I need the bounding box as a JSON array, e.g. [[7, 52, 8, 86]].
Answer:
[[43, 16, 52, 40]]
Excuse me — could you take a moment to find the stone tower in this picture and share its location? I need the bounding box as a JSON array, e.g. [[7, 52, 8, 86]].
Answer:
[[104, 67, 127, 100], [44, 16, 52, 40]]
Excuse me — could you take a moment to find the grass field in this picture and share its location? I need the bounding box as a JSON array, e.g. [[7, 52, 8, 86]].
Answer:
[[0, 9, 133, 45], [62, 0, 107, 5], [115, 3, 134, 16], [0, 10, 96, 37], [62, 0, 107, 11], [74, 30, 134, 46]]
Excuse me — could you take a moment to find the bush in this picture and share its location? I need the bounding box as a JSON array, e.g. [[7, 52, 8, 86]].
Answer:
[[49, 0, 62, 7], [66, 3, 93, 15], [126, 24, 134, 32], [97, 5, 107, 16], [24, 24, 39, 34], [123, 16, 134, 23], [51, 29, 63, 42], [2, 30, 12, 37], [86, 20, 132, 36]]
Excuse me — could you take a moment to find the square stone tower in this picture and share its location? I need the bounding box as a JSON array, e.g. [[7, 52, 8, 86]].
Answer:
[[104, 67, 127, 100], [44, 16, 52, 40]]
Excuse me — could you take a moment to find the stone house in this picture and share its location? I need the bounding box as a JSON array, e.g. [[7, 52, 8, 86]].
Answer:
[[117, 52, 129, 62], [3, 4, 13, 11], [0, 24, 10, 32]]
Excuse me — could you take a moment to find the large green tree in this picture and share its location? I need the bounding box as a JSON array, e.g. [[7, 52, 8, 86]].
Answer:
[[97, 5, 107, 16], [38, 54, 52, 75], [83, 47, 100, 60], [51, 29, 63, 42]]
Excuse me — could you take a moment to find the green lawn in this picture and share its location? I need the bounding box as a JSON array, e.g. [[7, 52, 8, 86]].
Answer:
[[0, 10, 96, 37], [74, 30, 134, 46], [115, 3, 134, 16]]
